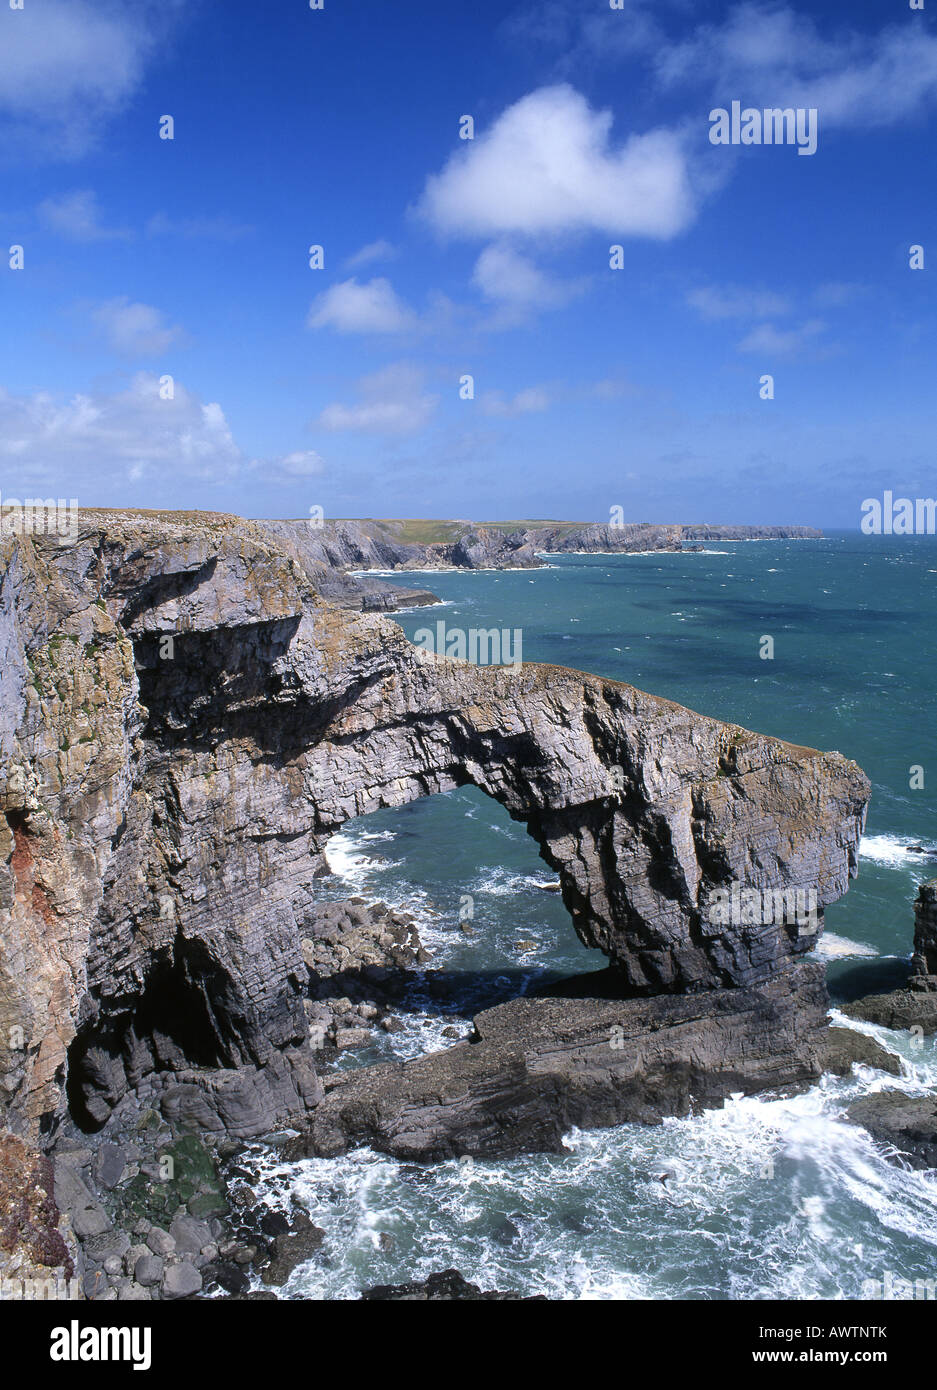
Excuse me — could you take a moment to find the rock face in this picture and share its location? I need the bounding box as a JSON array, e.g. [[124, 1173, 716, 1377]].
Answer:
[[253, 519, 439, 609], [0, 510, 865, 1155]]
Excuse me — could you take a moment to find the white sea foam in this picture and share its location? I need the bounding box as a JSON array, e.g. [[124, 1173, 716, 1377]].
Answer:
[[323, 827, 400, 886], [812, 932, 878, 960], [860, 834, 937, 867], [467, 866, 560, 897]]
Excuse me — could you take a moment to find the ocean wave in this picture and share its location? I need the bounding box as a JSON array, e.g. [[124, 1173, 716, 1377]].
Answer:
[[323, 828, 401, 885], [466, 866, 561, 897], [812, 932, 878, 960], [860, 834, 937, 867]]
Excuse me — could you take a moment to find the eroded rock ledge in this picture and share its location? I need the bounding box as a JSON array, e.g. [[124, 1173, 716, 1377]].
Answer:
[[0, 510, 868, 1170], [287, 966, 893, 1162]]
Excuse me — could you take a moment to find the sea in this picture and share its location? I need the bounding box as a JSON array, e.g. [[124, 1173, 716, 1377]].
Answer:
[[241, 532, 937, 1300]]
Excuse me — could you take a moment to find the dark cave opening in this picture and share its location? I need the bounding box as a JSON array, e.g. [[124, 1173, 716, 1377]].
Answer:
[[65, 936, 241, 1134]]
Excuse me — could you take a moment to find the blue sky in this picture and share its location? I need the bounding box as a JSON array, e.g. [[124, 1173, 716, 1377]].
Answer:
[[0, 0, 935, 525]]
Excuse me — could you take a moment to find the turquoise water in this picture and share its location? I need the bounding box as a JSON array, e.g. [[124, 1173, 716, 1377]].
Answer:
[[253, 535, 937, 1299]]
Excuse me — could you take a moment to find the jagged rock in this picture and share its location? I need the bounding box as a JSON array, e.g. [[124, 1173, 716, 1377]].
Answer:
[[156, 1050, 323, 1140], [840, 880, 937, 1037], [299, 898, 424, 1047], [256, 518, 822, 577]]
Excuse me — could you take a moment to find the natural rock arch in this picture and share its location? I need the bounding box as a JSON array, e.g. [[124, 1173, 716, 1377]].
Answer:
[[1, 519, 868, 1139]]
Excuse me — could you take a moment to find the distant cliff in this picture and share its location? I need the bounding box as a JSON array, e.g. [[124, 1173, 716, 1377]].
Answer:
[[255, 517, 823, 577]]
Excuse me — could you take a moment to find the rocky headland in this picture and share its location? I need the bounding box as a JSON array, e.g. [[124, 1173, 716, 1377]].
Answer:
[[0, 508, 881, 1299], [254, 517, 824, 580]]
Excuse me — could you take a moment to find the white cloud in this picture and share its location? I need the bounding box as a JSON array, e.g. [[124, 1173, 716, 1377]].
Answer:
[[500, 0, 669, 69], [417, 84, 694, 239], [38, 196, 251, 243], [0, 374, 243, 490], [0, 374, 325, 494], [307, 277, 417, 334], [687, 284, 791, 321], [655, 4, 937, 130], [480, 386, 551, 418], [0, 0, 181, 158], [502, 4, 937, 134], [345, 239, 396, 269], [38, 190, 131, 242], [315, 363, 437, 435], [737, 318, 827, 356], [276, 450, 324, 477], [90, 298, 184, 358], [472, 244, 583, 326]]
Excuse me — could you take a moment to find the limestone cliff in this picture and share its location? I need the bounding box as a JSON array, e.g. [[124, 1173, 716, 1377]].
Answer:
[[0, 511, 864, 1151]]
